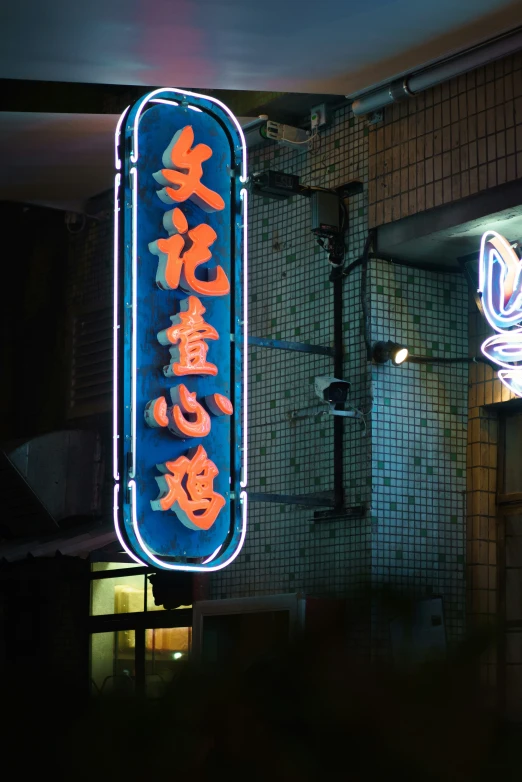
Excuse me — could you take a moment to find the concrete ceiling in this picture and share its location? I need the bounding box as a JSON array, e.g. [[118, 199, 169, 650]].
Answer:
[[1, 0, 521, 96]]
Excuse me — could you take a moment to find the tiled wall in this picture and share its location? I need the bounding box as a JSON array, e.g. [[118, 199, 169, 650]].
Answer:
[[210, 105, 372, 600], [368, 53, 522, 227], [370, 262, 468, 644]]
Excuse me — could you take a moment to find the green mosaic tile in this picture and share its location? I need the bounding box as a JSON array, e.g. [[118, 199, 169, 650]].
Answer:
[[265, 544, 271, 553], [251, 293, 258, 303], [413, 314, 421, 323], [290, 457, 296, 466], [426, 466, 433, 475], [262, 233, 269, 241], [271, 431, 276, 439], [450, 453, 457, 461], [366, 476, 372, 486], [255, 373, 262, 382], [275, 332, 282, 339], [421, 418, 427, 427], [343, 322, 350, 332], [276, 294, 282, 303], [334, 139, 340, 148], [378, 461, 384, 469], [314, 477, 321, 486], [414, 456, 421, 466], [244, 554, 251, 563], [270, 400, 276, 409], [384, 397, 391, 406], [420, 529, 427, 537], [260, 477, 266, 485], [426, 301, 433, 310], [286, 253, 296, 264], [309, 292, 316, 302], [451, 515, 458, 524], [358, 207, 365, 217], [263, 197, 270, 205], [349, 118, 355, 127], [289, 305, 296, 314], [427, 349, 433, 357], [432, 341, 439, 350], [329, 529, 336, 538], [408, 496, 415, 505], [457, 555, 464, 564], [349, 479, 356, 488], [377, 285, 384, 294], [309, 376, 315, 385], [289, 573, 295, 581], [299, 548, 306, 557], [280, 505, 286, 513], [320, 429, 326, 438], [328, 163, 336, 173], [456, 468, 463, 477], [444, 428, 451, 437], [314, 322, 320, 330], [444, 343, 451, 351], [438, 553, 446, 563], [284, 389, 291, 398], [251, 352, 257, 360], [294, 327, 301, 336], [254, 522, 260, 532], [294, 464, 301, 473], [426, 365, 433, 373], [395, 288, 402, 298], [260, 447, 266, 456], [407, 275, 415, 284], [274, 148, 280, 157], [271, 317, 277, 327], [450, 321, 457, 330], [314, 245, 320, 255], [262, 218, 268, 226], [451, 405, 458, 414], [384, 477, 391, 486], [363, 126, 369, 136], [396, 550, 403, 559]]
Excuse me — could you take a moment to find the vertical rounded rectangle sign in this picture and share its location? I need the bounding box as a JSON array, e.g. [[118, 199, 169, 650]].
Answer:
[[114, 89, 247, 570]]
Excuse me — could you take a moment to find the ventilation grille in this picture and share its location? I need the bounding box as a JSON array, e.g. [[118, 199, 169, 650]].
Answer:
[[69, 307, 112, 418]]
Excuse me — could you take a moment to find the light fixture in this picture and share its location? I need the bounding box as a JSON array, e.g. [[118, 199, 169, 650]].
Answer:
[[372, 340, 409, 366]]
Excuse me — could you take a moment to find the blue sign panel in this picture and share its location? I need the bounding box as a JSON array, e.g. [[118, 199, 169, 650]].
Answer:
[[114, 89, 247, 571]]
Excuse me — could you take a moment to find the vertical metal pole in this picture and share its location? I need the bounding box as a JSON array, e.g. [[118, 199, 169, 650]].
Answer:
[[333, 275, 344, 511]]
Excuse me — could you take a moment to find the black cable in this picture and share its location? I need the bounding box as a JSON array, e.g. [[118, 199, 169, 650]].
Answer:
[[359, 231, 375, 360], [408, 354, 495, 369]]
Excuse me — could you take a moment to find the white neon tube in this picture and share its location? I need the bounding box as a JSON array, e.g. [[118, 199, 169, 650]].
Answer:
[[130, 88, 248, 180], [240, 187, 248, 489], [114, 107, 129, 171], [130, 166, 138, 480], [113, 172, 121, 482], [113, 483, 147, 566], [478, 230, 522, 332], [129, 480, 247, 572]]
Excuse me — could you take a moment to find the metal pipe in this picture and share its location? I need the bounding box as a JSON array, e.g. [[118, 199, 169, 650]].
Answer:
[[351, 26, 522, 116]]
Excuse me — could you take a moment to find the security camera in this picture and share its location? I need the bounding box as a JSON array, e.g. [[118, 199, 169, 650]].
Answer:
[[314, 376, 350, 406]]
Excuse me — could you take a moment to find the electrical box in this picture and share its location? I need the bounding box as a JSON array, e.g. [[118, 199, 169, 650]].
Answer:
[[251, 170, 301, 200], [311, 103, 328, 131], [310, 190, 340, 237]]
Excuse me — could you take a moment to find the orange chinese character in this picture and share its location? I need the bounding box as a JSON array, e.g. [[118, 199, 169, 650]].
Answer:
[[158, 295, 219, 377], [151, 445, 226, 530], [153, 126, 225, 213], [145, 387, 233, 437], [149, 208, 230, 296]]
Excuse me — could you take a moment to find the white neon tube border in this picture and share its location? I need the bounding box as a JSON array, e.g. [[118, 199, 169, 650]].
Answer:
[[129, 480, 247, 572], [498, 368, 522, 397], [129, 166, 138, 480], [129, 87, 248, 182], [126, 88, 248, 568], [114, 106, 129, 171], [478, 230, 522, 332], [113, 483, 147, 566], [113, 172, 122, 482], [240, 187, 248, 488]]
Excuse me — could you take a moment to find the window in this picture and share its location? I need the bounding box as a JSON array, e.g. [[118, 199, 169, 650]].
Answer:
[[89, 562, 192, 697]]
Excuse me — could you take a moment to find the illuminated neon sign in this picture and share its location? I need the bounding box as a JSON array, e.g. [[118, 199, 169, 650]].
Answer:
[[114, 89, 247, 570], [478, 230, 522, 397]]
